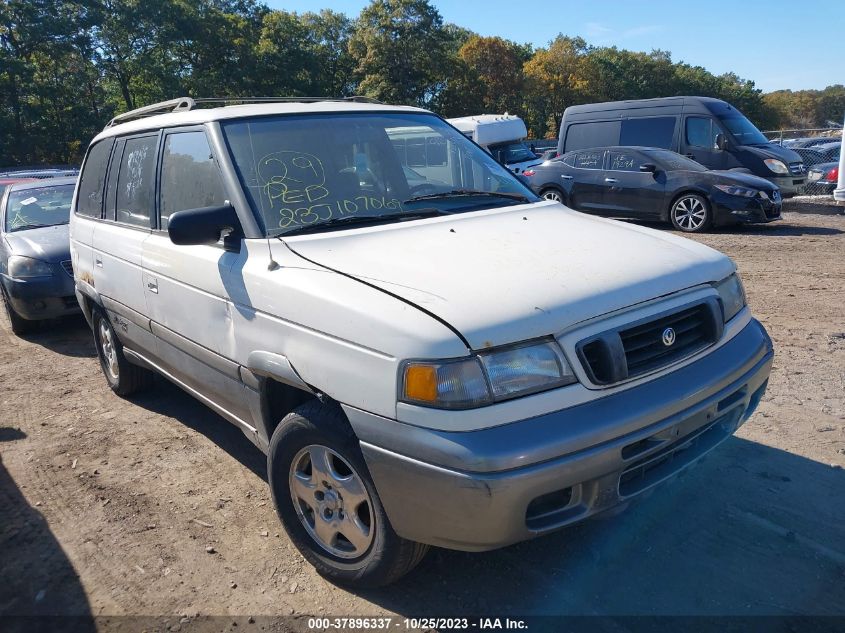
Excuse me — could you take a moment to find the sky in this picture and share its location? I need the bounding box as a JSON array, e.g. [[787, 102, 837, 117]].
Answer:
[[266, 0, 845, 93]]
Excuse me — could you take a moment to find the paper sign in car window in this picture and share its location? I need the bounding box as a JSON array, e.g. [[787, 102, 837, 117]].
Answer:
[[20, 197, 38, 205]]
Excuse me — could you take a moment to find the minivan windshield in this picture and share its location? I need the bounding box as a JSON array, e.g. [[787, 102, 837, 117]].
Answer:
[[222, 113, 536, 236], [4, 183, 75, 232], [718, 115, 770, 146]]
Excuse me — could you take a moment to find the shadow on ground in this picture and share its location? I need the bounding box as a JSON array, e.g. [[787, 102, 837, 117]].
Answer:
[[353, 437, 845, 617], [18, 315, 96, 358], [130, 379, 267, 480], [0, 430, 95, 632]]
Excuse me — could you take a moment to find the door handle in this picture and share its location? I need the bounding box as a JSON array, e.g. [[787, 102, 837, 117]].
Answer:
[[95, 255, 103, 267], [604, 178, 619, 184], [560, 174, 573, 180], [146, 279, 158, 294]]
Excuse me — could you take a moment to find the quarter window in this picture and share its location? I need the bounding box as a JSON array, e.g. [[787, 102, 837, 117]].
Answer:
[[686, 117, 716, 149], [574, 151, 604, 169], [76, 138, 114, 218], [114, 135, 157, 228], [159, 132, 227, 230]]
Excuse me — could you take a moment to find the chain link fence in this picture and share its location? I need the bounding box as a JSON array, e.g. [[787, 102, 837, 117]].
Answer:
[[764, 127, 841, 197]]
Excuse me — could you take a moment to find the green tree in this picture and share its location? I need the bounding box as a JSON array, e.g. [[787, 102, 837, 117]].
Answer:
[[348, 0, 449, 106]]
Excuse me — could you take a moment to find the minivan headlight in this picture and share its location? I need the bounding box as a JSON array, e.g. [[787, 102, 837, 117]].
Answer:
[[764, 159, 788, 174], [714, 273, 746, 322], [7, 255, 53, 279], [400, 340, 576, 409]]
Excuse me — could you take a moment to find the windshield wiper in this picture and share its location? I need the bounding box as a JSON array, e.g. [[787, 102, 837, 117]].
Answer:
[[404, 189, 530, 204], [277, 209, 454, 237], [10, 223, 54, 231]]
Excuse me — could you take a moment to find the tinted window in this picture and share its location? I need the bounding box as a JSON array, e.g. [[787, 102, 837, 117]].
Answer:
[[76, 138, 114, 218], [564, 121, 620, 152], [115, 135, 157, 228], [718, 115, 769, 145], [489, 141, 536, 165], [574, 151, 604, 169], [608, 151, 643, 172], [620, 117, 675, 149], [5, 184, 75, 232], [160, 132, 227, 230], [686, 117, 715, 149]]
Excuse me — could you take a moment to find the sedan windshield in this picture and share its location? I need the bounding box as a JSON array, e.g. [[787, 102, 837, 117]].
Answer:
[[4, 184, 75, 232], [649, 150, 709, 172], [719, 115, 770, 146], [221, 112, 536, 236]]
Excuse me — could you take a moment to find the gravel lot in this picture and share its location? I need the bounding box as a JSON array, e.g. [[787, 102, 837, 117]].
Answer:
[[1, 202, 844, 627]]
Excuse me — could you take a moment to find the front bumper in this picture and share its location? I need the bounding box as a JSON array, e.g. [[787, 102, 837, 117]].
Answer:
[[768, 174, 805, 197], [1, 268, 80, 320], [711, 191, 782, 226], [348, 319, 773, 551]]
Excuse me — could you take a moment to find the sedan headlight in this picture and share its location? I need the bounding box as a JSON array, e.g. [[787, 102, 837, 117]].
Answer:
[[714, 184, 759, 198], [714, 273, 746, 322], [7, 255, 53, 279], [763, 159, 788, 174], [400, 340, 576, 409]]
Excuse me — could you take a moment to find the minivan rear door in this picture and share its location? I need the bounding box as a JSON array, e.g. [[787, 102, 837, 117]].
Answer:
[[682, 116, 728, 169]]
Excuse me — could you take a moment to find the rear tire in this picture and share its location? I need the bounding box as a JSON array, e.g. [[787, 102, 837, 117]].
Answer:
[[92, 308, 153, 396], [268, 400, 428, 587], [670, 193, 712, 232], [2, 290, 37, 335], [540, 188, 564, 204]]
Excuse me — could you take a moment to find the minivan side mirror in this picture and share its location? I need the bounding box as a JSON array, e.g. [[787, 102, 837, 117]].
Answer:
[[168, 203, 241, 248], [639, 163, 658, 174], [715, 133, 727, 151]]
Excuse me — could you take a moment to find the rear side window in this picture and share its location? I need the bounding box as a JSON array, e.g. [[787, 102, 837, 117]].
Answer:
[[686, 117, 716, 149], [76, 138, 114, 218], [159, 131, 227, 230], [115, 135, 157, 228], [620, 117, 676, 149], [564, 121, 620, 152], [574, 150, 604, 169]]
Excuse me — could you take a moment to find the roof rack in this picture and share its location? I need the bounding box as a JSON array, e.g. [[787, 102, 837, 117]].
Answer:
[[104, 96, 383, 128]]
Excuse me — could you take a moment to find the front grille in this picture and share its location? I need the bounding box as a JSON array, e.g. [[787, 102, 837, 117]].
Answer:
[[789, 162, 805, 175], [60, 260, 73, 277], [578, 301, 722, 385]]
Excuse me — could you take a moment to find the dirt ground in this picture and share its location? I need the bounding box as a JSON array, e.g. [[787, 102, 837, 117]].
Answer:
[[1, 201, 844, 628]]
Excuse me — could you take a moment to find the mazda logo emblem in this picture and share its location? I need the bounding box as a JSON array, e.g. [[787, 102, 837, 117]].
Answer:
[[662, 327, 676, 346]]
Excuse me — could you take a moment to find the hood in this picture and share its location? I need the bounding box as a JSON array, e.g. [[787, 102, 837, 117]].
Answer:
[[281, 202, 734, 350], [738, 142, 802, 165], [3, 224, 71, 263], [706, 169, 778, 191]]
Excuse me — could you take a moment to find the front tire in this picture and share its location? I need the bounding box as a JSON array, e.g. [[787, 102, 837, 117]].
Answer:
[[92, 308, 153, 396], [670, 194, 712, 232], [268, 401, 428, 587], [2, 290, 37, 335]]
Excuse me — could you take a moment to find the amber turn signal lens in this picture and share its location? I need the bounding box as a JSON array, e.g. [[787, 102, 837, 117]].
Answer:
[[403, 364, 438, 402]]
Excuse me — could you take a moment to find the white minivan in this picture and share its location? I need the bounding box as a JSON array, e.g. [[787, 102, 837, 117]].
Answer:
[[69, 97, 773, 587]]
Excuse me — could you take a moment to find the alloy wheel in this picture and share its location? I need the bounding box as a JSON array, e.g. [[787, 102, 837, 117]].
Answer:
[[289, 444, 374, 559], [98, 319, 119, 381], [672, 196, 708, 231]]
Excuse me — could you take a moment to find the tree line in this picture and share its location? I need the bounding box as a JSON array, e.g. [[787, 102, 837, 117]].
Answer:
[[2, 0, 843, 167]]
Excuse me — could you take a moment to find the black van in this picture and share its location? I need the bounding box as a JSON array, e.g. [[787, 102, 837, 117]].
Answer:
[[556, 96, 806, 197]]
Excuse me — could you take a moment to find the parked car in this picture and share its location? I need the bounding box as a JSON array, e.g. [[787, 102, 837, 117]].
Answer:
[[523, 146, 782, 232], [793, 147, 828, 169], [448, 114, 541, 174], [557, 97, 806, 197], [0, 177, 80, 334], [788, 137, 839, 149], [806, 161, 839, 195], [812, 141, 841, 163], [69, 97, 773, 587]]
